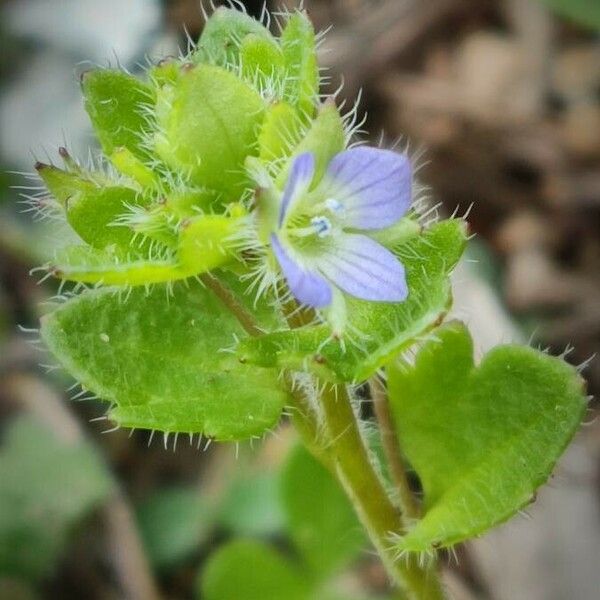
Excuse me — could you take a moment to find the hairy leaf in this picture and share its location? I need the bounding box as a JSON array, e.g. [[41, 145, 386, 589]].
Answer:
[[281, 12, 319, 116], [388, 322, 587, 552], [82, 70, 154, 159], [41, 283, 287, 440], [195, 7, 275, 68], [276, 102, 345, 189], [35, 163, 94, 206], [258, 101, 301, 164], [109, 147, 159, 188], [155, 64, 265, 195], [240, 34, 285, 83], [50, 245, 182, 285], [50, 212, 240, 285], [65, 186, 147, 251], [178, 214, 240, 272]]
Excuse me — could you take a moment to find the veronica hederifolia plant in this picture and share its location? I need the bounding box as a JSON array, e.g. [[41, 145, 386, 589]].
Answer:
[[28, 4, 587, 599]]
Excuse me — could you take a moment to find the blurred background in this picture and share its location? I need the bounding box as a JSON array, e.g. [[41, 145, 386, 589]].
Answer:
[[0, 1, 599, 599]]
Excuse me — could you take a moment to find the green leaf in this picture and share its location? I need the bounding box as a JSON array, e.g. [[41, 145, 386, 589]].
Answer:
[[36, 163, 146, 252], [540, 0, 600, 30], [218, 472, 284, 537], [195, 7, 275, 68], [240, 34, 285, 83], [237, 219, 467, 383], [149, 57, 181, 89], [109, 147, 159, 188], [200, 540, 309, 600], [35, 163, 94, 206], [40, 282, 287, 440], [137, 487, 210, 570], [387, 321, 587, 552], [161, 188, 223, 220], [155, 64, 265, 195], [178, 214, 240, 272], [82, 70, 154, 159], [276, 102, 346, 189], [258, 101, 301, 164], [217, 269, 287, 332], [50, 213, 241, 285], [50, 245, 184, 286], [65, 186, 147, 251], [0, 416, 112, 579], [281, 12, 319, 116], [281, 445, 365, 578]]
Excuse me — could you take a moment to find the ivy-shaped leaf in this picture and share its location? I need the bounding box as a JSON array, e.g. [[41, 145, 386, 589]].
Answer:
[[237, 219, 467, 383], [387, 321, 587, 552], [41, 282, 287, 440]]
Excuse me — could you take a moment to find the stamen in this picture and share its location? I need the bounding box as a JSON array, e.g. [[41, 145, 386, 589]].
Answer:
[[324, 197, 344, 214], [311, 215, 332, 238]]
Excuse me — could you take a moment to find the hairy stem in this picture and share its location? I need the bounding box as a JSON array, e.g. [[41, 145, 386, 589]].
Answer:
[[319, 383, 445, 599], [370, 375, 421, 519], [205, 276, 445, 599]]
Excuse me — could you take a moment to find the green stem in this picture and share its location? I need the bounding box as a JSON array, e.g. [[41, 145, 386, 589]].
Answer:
[[205, 275, 445, 599], [369, 376, 421, 520], [285, 374, 331, 466], [319, 383, 445, 600]]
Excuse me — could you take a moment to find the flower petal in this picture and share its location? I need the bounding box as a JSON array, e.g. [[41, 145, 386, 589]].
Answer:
[[320, 147, 411, 230], [314, 233, 407, 302], [270, 233, 332, 308], [279, 152, 315, 226]]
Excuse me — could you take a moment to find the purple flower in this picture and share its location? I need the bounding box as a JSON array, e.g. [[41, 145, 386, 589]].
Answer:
[[270, 147, 411, 308]]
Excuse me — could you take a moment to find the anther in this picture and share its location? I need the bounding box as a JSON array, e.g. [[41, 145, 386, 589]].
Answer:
[[324, 197, 344, 214], [311, 215, 332, 238]]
